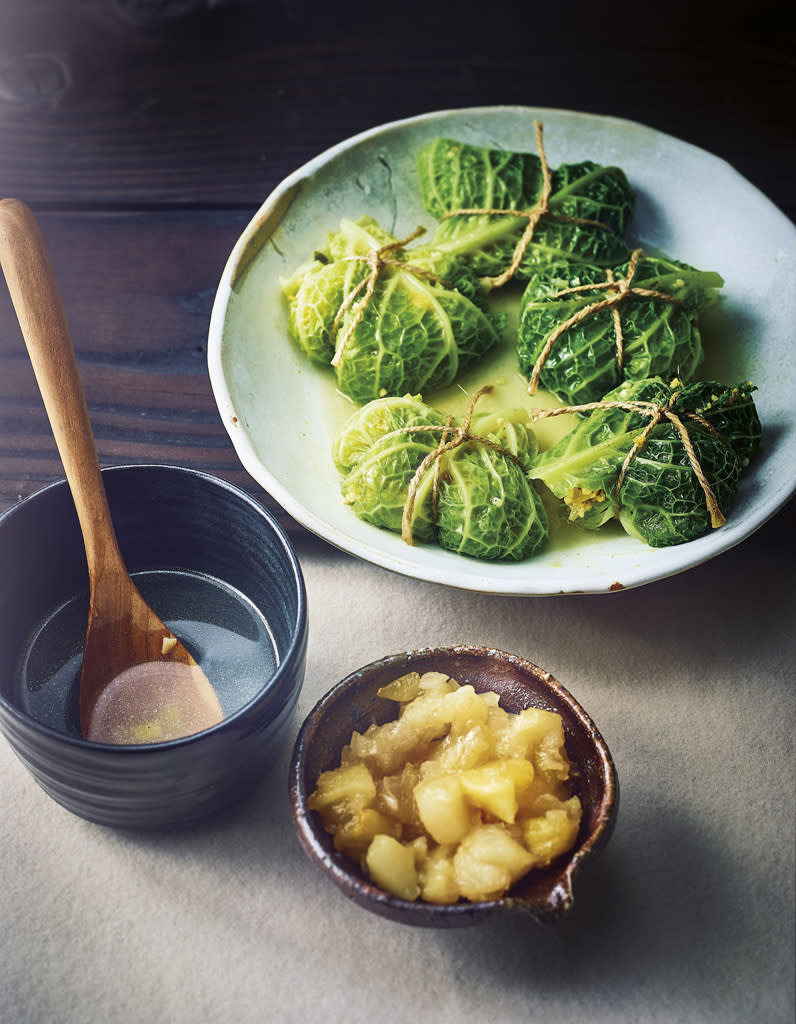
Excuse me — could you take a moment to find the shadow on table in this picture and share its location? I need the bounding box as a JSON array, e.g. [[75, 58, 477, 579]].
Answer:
[[436, 795, 761, 1012]]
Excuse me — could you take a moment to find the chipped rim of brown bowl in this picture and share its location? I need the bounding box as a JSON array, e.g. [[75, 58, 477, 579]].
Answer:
[[289, 644, 619, 927]]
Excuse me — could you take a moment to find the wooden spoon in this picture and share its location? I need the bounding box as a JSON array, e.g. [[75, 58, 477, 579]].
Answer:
[[0, 198, 223, 744]]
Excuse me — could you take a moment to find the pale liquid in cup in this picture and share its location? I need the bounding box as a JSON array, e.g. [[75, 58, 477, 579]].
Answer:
[[14, 569, 278, 740]]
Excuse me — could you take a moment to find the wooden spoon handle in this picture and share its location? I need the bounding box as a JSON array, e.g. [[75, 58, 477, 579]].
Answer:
[[0, 198, 122, 576]]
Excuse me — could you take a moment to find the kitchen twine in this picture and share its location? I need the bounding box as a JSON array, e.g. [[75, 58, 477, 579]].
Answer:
[[531, 394, 727, 528]]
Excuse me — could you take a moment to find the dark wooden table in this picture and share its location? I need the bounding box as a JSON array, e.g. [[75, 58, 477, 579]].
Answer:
[[1, 0, 793, 538]]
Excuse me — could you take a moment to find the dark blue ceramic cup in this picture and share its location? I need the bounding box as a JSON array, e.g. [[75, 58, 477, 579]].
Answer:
[[0, 465, 308, 829]]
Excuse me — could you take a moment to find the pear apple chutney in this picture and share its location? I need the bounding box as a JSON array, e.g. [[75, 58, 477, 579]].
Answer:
[[307, 670, 582, 904]]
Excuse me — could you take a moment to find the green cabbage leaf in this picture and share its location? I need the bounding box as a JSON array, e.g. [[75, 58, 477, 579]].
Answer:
[[531, 377, 758, 547], [331, 392, 447, 472], [516, 254, 724, 405], [283, 216, 506, 404], [668, 379, 762, 466], [334, 394, 549, 560], [416, 139, 636, 279]]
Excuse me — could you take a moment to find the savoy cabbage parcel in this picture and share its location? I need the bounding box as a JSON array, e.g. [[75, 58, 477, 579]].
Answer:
[[334, 394, 550, 561], [531, 377, 761, 547]]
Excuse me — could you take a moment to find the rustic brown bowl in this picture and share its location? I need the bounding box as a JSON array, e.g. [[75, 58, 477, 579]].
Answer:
[[289, 645, 618, 927]]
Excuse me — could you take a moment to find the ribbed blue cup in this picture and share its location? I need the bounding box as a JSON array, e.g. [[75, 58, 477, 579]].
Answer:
[[0, 465, 307, 829]]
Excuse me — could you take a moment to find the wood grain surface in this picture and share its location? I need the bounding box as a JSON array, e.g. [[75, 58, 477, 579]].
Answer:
[[1, 0, 793, 532]]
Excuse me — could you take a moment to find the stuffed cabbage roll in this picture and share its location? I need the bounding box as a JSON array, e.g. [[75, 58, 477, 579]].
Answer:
[[334, 394, 549, 561], [283, 216, 506, 404], [516, 254, 724, 405], [416, 138, 636, 279], [531, 377, 759, 547]]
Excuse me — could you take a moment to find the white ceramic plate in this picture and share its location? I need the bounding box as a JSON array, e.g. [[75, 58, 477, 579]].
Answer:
[[207, 106, 796, 595]]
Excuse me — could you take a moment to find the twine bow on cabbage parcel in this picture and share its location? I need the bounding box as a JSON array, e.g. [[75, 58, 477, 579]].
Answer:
[[440, 120, 616, 290], [376, 386, 528, 545], [330, 226, 449, 367], [527, 247, 688, 395], [531, 393, 728, 528]]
